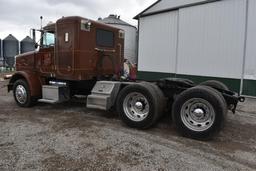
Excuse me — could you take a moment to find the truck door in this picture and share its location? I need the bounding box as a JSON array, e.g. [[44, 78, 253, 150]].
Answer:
[[56, 23, 75, 76], [39, 32, 55, 74]]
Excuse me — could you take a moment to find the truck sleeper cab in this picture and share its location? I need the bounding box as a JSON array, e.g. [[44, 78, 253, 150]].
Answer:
[[8, 16, 244, 140]]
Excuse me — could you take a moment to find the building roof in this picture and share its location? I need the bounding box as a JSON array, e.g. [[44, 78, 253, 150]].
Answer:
[[134, 0, 221, 19]]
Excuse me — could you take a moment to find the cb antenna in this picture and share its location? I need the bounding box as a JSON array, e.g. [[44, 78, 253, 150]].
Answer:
[[40, 16, 43, 29]]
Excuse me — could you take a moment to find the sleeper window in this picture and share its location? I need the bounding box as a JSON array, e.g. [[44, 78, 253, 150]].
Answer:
[[96, 29, 114, 47]]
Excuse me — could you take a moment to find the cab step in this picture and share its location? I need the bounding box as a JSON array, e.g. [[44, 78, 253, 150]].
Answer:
[[38, 99, 58, 104]]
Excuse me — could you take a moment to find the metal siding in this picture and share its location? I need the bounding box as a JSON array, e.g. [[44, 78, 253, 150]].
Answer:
[[138, 11, 178, 73], [144, 0, 208, 14], [177, 0, 246, 79], [244, 0, 256, 80]]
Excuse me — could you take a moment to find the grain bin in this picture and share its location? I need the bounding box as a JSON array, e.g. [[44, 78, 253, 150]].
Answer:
[[3, 34, 19, 67], [20, 36, 35, 54], [0, 38, 2, 57], [99, 15, 138, 64], [0, 38, 3, 67]]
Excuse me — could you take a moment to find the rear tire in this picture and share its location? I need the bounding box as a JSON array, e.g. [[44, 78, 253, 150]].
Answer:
[[201, 85, 228, 126], [13, 79, 36, 107], [116, 83, 160, 129], [140, 82, 166, 119], [172, 86, 227, 140], [200, 80, 229, 91]]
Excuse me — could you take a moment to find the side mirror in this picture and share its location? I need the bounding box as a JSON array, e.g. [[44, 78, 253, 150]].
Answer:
[[35, 43, 39, 49], [32, 29, 36, 42]]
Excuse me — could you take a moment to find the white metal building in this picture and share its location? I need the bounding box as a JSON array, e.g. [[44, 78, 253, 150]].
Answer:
[[135, 0, 256, 96], [99, 15, 138, 64]]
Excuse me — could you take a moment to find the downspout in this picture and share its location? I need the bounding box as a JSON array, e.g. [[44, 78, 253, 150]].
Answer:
[[174, 10, 180, 78], [136, 17, 140, 72], [240, 0, 249, 95]]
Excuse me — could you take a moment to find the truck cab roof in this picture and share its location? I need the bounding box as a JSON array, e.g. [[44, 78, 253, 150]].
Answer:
[[43, 23, 55, 33]]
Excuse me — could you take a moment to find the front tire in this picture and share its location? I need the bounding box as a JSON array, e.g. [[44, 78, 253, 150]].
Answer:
[[13, 79, 35, 107], [172, 86, 227, 140]]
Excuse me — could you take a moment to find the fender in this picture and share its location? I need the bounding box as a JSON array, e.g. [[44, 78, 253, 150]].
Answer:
[[8, 71, 42, 97]]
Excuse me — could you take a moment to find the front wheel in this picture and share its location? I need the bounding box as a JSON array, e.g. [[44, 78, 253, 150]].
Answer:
[[13, 79, 36, 107], [172, 86, 227, 140]]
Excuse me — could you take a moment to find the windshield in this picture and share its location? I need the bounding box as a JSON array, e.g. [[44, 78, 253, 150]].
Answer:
[[42, 32, 55, 47]]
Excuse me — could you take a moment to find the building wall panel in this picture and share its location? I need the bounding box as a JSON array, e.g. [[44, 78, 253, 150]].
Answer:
[[177, 0, 246, 79], [138, 11, 178, 73]]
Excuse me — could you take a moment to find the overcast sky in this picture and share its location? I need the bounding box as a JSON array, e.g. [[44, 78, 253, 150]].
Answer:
[[0, 0, 156, 41]]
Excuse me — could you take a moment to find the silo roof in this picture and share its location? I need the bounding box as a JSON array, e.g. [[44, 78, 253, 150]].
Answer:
[[21, 36, 34, 42], [4, 34, 18, 41], [100, 15, 136, 28]]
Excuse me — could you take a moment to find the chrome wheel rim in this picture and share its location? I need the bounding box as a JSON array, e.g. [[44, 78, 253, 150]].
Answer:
[[15, 85, 27, 104], [181, 98, 215, 132], [123, 92, 149, 122]]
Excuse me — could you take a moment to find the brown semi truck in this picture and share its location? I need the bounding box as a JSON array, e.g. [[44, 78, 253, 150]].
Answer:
[[8, 16, 244, 140]]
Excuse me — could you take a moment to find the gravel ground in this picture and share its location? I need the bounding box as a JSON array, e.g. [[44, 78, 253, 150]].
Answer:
[[0, 75, 256, 171]]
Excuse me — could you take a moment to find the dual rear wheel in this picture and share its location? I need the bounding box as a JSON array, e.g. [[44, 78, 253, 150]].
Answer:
[[116, 83, 227, 140], [116, 83, 165, 129], [172, 86, 227, 139]]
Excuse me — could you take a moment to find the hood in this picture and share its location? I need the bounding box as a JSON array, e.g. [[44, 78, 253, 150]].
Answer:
[[16, 50, 37, 58]]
